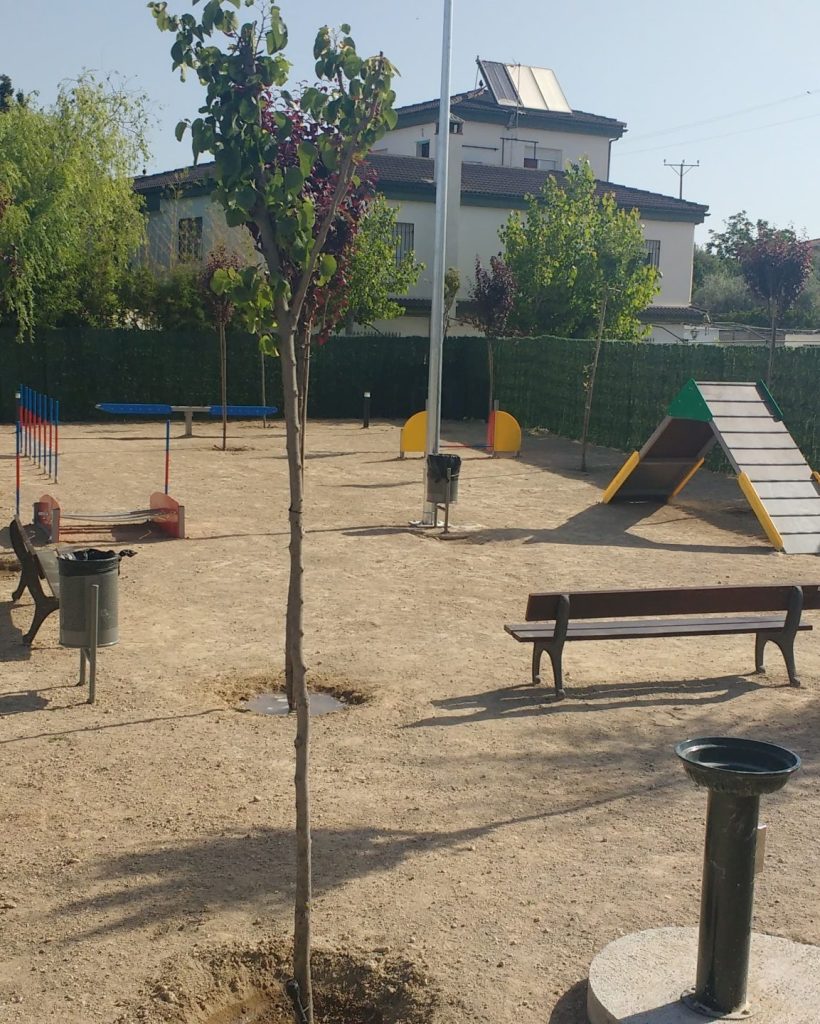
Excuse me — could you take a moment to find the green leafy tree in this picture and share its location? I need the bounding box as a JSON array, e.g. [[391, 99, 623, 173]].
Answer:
[[738, 226, 814, 383], [500, 160, 659, 340], [345, 193, 423, 327], [0, 74, 26, 111], [705, 210, 759, 262], [0, 73, 149, 338], [151, 4, 396, 1018]]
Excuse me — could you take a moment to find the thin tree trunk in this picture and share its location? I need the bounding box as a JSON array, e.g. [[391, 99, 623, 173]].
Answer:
[[261, 350, 268, 428], [286, 326, 310, 712], [580, 293, 608, 472], [486, 338, 495, 424], [278, 317, 313, 1023], [219, 322, 228, 451], [767, 303, 777, 386]]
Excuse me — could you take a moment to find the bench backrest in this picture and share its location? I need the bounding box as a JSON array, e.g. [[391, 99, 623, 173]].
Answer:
[[525, 585, 820, 622], [9, 516, 35, 562]]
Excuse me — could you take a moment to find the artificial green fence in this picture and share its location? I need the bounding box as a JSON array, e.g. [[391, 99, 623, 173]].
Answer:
[[2, 328, 819, 466]]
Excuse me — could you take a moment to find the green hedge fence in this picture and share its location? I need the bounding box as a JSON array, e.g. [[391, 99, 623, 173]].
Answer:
[[2, 329, 819, 466]]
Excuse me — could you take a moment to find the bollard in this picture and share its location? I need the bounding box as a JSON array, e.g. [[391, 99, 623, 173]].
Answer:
[[362, 391, 371, 429], [676, 737, 800, 1018]]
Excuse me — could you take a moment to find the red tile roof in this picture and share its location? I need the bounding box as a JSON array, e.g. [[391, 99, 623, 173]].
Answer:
[[133, 154, 707, 223]]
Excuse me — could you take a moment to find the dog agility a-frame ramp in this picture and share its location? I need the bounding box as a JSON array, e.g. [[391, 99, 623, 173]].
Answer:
[[602, 380, 820, 554]]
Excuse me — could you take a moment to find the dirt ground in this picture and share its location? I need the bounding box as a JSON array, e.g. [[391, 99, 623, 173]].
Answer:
[[1, 418, 818, 1024]]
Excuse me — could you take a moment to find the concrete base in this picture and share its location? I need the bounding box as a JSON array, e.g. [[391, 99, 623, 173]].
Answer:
[[587, 927, 820, 1023]]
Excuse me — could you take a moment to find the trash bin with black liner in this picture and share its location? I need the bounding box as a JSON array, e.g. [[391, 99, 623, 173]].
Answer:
[[57, 548, 121, 649], [426, 453, 462, 505]]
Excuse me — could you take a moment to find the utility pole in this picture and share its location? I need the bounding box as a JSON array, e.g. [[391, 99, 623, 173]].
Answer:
[[419, 0, 454, 525], [664, 158, 700, 199]]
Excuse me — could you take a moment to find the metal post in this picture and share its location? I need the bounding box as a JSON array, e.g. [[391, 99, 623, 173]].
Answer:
[[420, 0, 454, 525], [15, 422, 20, 518], [164, 419, 171, 495], [690, 791, 760, 1016], [362, 391, 371, 429], [86, 584, 99, 705]]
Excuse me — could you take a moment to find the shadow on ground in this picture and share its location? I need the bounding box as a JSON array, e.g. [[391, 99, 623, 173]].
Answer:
[[407, 675, 767, 728]]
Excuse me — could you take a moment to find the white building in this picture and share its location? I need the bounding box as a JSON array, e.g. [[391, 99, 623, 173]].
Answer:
[[134, 59, 709, 340]]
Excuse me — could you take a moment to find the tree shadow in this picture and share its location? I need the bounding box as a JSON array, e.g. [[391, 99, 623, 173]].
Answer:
[[407, 675, 764, 728], [55, 780, 681, 944], [0, 708, 223, 746]]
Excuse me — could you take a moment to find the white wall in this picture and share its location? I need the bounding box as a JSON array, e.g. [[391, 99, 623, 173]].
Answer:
[[641, 218, 696, 307], [141, 193, 251, 270], [384, 120, 611, 177]]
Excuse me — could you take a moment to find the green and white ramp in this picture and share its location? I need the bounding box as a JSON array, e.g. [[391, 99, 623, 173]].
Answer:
[[602, 380, 820, 554]]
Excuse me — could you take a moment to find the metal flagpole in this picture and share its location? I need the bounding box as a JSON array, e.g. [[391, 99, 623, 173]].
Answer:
[[420, 0, 454, 525]]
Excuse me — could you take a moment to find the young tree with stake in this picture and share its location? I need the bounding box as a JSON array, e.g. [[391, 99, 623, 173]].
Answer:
[[150, 4, 397, 1020]]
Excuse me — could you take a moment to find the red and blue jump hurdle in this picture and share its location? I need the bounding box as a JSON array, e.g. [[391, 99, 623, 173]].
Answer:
[[18, 385, 59, 481], [15, 385, 59, 516]]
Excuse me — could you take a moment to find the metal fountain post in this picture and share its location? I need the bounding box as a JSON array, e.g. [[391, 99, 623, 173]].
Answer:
[[676, 736, 801, 1018]]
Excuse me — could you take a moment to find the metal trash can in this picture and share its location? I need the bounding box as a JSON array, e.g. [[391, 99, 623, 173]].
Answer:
[[57, 549, 120, 648], [426, 453, 461, 504]]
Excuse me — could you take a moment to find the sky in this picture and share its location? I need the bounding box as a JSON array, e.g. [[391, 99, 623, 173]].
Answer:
[[3, 0, 820, 243]]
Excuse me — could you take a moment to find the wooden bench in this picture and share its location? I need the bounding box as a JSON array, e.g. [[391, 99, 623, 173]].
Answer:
[[505, 584, 820, 698], [8, 516, 60, 645]]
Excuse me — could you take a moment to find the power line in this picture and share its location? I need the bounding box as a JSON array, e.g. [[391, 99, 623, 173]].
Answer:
[[620, 87, 820, 146], [617, 109, 820, 158]]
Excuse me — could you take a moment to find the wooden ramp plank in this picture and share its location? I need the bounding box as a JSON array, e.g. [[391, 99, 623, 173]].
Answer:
[[781, 534, 820, 555], [747, 466, 815, 482], [698, 383, 761, 402], [770, 515, 820, 534], [735, 450, 810, 466], [763, 498, 820, 516], [754, 481, 820, 499], [712, 417, 790, 434], [708, 401, 771, 417], [720, 433, 802, 451]]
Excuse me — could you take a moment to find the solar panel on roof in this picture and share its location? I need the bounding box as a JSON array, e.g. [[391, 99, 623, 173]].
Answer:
[[477, 58, 572, 113], [478, 59, 519, 106]]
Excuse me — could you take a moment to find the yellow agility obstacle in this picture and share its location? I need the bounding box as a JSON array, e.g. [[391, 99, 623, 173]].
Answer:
[[399, 409, 522, 458], [602, 379, 820, 554]]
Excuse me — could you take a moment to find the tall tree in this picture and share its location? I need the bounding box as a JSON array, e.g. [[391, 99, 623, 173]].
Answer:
[[0, 73, 148, 338], [151, 4, 396, 1020], [462, 255, 516, 422], [500, 160, 658, 340], [737, 225, 813, 383], [345, 193, 423, 328]]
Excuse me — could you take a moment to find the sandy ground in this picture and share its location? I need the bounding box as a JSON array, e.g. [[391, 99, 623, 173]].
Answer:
[[1, 418, 819, 1024]]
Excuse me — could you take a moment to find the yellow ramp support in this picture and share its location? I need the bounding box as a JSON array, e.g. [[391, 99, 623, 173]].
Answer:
[[670, 457, 705, 498], [601, 451, 640, 504], [492, 411, 522, 456], [400, 410, 426, 458], [737, 471, 785, 551]]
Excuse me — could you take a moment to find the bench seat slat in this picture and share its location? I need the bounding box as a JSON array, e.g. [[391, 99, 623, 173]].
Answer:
[[505, 616, 811, 643]]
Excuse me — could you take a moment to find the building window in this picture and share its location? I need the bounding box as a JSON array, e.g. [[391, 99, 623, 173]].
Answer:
[[524, 149, 561, 170], [394, 222, 415, 264], [416, 140, 430, 158], [178, 217, 203, 262], [645, 239, 661, 269]]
